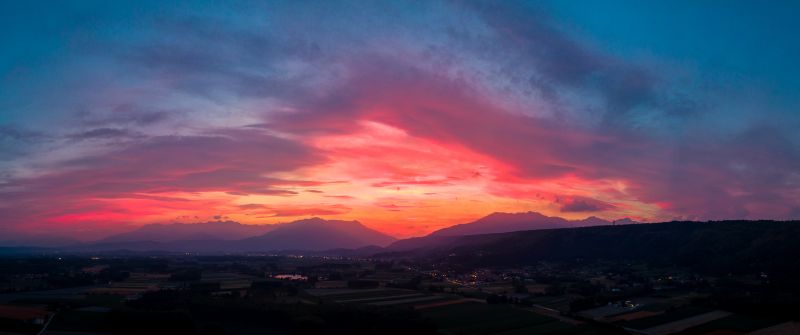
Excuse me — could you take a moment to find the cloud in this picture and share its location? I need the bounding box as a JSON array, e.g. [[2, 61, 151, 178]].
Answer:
[[0, 125, 50, 161], [457, 2, 696, 128], [67, 128, 142, 141], [3, 1, 800, 239], [108, 15, 323, 102], [371, 179, 455, 188], [79, 2, 800, 224], [560, 196, 616, 213], [268, 204, 352, 217], [0, 125, 45, 141], [239, 203, 352, 218], [238, 204, 266, 210], [0, 129, 323, 235], [76, 105, 173, 127], [267, 39, 800, 220], [324, 195, 355, 200]]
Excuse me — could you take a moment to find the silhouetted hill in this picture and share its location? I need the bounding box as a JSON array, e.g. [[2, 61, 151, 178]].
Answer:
[[98, 221, 276, 243], [385, 235, 462, 252], [386, 220, 800, 278], [65, 218, 395, 253], [65, 239, 235, 254], [427, 211, 629, 236], [238, 218, 395, 251], [385, 211, 632, 250]]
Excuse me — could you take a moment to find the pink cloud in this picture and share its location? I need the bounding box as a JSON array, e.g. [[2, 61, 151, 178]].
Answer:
[[270, 54, 800, 221], [0, 129, 323, 236]]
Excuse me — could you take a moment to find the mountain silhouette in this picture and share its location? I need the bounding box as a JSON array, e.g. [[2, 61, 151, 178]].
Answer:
[[99, 221, 276, 243], [428, 211, 623, 236], [238, 217, 395, 251], [384, 220, 800, 278], [77, 218, 394, 252]]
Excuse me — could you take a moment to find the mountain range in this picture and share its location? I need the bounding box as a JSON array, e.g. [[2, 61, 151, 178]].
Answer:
[[235, 218, 396, 251], [4, 211, 635, 253], [67, 218, 396, 253], [380, 220, 800, 280], [99, 221, 276, 243], [386, 211, 635, 251], [427, 211, 632, 236], [5, 218, 799, 277]]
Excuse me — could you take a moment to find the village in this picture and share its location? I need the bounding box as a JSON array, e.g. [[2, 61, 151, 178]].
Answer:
[[0, 254, 796, 335]]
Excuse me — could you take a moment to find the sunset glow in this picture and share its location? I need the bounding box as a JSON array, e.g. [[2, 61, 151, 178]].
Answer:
[[2, 1, 799, 241]]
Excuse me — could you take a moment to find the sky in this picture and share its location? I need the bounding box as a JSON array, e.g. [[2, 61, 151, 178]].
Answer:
[[1, 0, 799, 240]]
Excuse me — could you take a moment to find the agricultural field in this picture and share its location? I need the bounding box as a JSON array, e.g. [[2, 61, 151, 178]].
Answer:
[[676, 314, 783, 335], [305, 288, 458, 307], [418, 302, 622, 335]]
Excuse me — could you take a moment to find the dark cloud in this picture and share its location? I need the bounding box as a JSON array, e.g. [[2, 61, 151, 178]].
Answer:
[[67, 128, 142, 141], [0, 125, 45, 141], [108, 16, 323, 101], [0, 125, 51, 162], [77, 105, 173, 127], [455, 2, 695, 128], [560, 197, 616, 213]]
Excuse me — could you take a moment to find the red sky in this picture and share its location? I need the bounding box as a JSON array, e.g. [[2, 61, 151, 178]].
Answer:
[[2, 2, 799, 241]]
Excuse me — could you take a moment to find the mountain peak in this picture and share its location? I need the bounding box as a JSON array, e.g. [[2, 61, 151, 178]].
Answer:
[[87, 217, 394, 252], [429, 211, 610, 237], [290, 217, 364, 227], [613, 218, 640, 225], [482, 211, 548, 220], [293, 217, 328, 224], [240, 217, 395, 250], [98, 220, 276, 243]]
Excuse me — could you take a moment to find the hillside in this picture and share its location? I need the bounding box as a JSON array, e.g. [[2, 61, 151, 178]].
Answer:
[[98, 221, 276, 243], [427, 211, 630, 236], [69, 218, 395, 253], [238, 218, 396, 251], [387, 220, 800, 279]]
